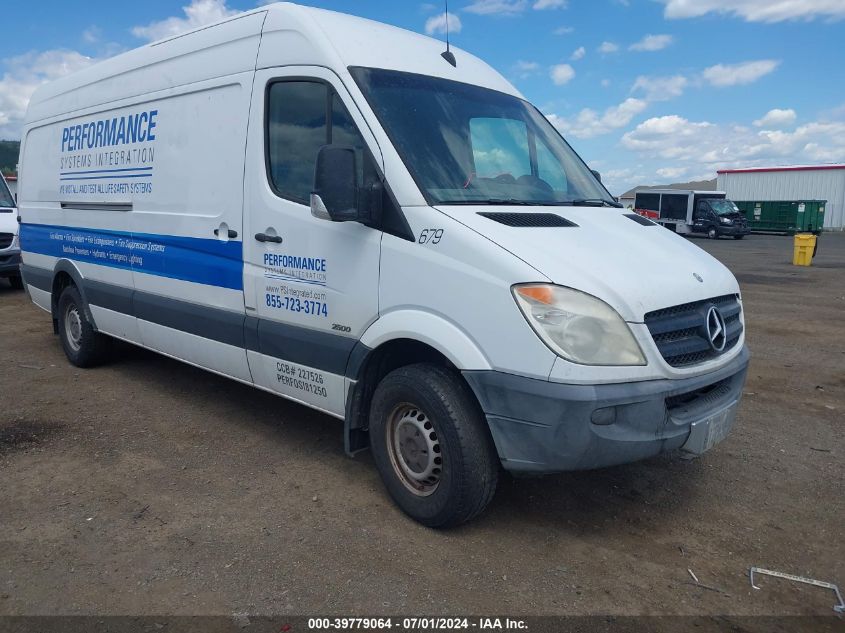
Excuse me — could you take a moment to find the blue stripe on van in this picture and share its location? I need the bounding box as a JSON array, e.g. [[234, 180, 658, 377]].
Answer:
[[20, 223, 244, 290]]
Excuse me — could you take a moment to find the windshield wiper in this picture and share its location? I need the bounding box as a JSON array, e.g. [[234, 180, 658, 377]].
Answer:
[[569, 198, 623, 208]]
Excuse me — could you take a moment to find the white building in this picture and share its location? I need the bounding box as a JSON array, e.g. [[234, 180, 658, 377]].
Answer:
[[717, 165, 845, 231]]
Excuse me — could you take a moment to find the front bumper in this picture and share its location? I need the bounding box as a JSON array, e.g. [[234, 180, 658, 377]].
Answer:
[[463, 346, 749, 473], [0, 251, 21, 276], [719, 224, 750, 236]]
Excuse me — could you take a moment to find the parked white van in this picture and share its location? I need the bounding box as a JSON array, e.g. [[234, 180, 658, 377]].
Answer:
[[18, 2, 748, 526], [0, 173, 22, 289]]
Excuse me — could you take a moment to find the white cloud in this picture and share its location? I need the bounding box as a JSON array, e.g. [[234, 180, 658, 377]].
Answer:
[[82, 26, 101, 44], [464, 0, 528, 15], [0, 50, 94, 138], [550, 63, 575, 85], [631, 75, 688, 101], [425, 12, 462, 35], [629, 34, 674, 51], [553, 25, 574, 34], [465, 0, 565, 13], [658, 0, 845, 23], [570, 46, 585, 61], [702, 59, 779, 86], [622, 114, 845, 168], [598, 41, 619, 54], [549, 98, 647, 139], [753, 108, 797, 128], [513, 60, 540, 78], [656, 166, 689, 180], [132, 0, 237, 42]]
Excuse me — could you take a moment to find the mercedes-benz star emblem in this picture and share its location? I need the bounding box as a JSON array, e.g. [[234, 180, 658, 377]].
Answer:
[[705, 306, 727, 352]]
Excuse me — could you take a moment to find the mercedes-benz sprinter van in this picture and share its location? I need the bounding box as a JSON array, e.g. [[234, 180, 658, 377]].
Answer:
[[18, 2, 749, 527]]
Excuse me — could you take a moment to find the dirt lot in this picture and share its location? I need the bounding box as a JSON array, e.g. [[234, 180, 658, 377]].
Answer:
[[1, 233, 843, 621]]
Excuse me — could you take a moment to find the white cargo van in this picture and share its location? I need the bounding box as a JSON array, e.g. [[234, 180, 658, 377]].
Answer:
[[0, 173, 22, 289], [18, 2, 748, 527]]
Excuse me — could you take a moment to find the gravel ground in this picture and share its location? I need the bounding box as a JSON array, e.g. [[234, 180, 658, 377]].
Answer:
[[0, 233, 842, 622]]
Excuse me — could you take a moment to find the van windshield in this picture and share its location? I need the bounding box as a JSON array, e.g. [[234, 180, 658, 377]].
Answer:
[[351, 67, 614, 207], [0, 177, 13, 209], [708, 199, 740, 216]]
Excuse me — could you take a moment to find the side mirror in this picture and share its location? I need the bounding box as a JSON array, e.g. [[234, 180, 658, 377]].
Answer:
[[590, 169, 601, 183], [312, 145, 359, 222]]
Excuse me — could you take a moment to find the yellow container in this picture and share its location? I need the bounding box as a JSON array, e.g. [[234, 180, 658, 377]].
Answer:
[[792, 233, 817, 266]]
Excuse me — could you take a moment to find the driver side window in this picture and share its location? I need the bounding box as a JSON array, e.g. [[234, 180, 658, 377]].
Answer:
[[266, 80, 370, 205], [536, 139, 568, 193], [468, 117, 566, 197], [469, 118, 530, 180]]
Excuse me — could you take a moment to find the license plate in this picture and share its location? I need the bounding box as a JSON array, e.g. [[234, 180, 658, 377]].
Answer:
[[681, 400, 739, 455]]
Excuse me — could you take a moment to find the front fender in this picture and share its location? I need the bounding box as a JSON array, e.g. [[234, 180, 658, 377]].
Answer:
[[359, 309, 491, 371]]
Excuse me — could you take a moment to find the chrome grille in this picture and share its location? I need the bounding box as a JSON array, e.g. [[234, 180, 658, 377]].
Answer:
[[645, 294, 743, 368]]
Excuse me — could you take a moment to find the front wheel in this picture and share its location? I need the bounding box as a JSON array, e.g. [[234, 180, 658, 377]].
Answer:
[[707, 227, 719, 239], [57, 285, 111, 367], [369, 364, 499, 528]]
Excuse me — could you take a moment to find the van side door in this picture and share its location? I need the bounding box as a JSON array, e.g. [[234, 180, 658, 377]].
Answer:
[[129, 77, 252, 383], [692, 201, 711, 233], [243, 68, 383, 417]]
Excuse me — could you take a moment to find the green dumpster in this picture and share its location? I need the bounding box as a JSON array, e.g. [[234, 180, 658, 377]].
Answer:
[[735, 200, 826, 234]]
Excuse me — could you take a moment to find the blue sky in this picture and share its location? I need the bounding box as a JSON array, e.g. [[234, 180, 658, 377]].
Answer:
[[1, 0, 844, 194]]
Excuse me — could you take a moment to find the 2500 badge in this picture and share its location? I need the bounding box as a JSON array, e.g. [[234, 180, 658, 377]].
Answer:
[[266, 293, 328, 318]]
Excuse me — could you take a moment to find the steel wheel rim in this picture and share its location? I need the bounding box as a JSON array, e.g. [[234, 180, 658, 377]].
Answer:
[[385, 403, 442, 497], [64, 303, 83, 352]]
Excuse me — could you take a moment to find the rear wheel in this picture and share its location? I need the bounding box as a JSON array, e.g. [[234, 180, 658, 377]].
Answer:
[[707, 227, 718, 239], [9, 275, 23, 290], [369, 363, 499, 528], [57, 285, 111, 367]]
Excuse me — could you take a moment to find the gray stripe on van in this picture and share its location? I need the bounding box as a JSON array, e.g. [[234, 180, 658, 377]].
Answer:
[[134, 291, 246, 349], [257, 318, 357, 377], [22, 264, 363, 377], [86, 280, 134, 315], [20, 264, 51, 292]]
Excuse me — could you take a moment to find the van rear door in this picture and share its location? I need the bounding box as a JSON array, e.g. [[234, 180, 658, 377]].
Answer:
[[243, 67, 383, 416]]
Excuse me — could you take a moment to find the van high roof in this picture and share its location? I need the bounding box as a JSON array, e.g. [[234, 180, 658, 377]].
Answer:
[[26, 2, 519, 125]]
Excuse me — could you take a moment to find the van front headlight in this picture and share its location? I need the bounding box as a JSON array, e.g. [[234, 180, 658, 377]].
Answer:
[[513, 284, 646, 366]]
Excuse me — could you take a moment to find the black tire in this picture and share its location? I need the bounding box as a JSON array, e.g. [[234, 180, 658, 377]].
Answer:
[[9, 275, 24, 290], [707, 227, 718, 239], [369, 363, 499, 528], [733, 235, 745, 240], [57, 285, 111, 367]]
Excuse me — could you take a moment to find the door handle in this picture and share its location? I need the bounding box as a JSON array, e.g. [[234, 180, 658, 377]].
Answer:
[[255, 232, 283, 244], [214, 228, 238, 238]]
